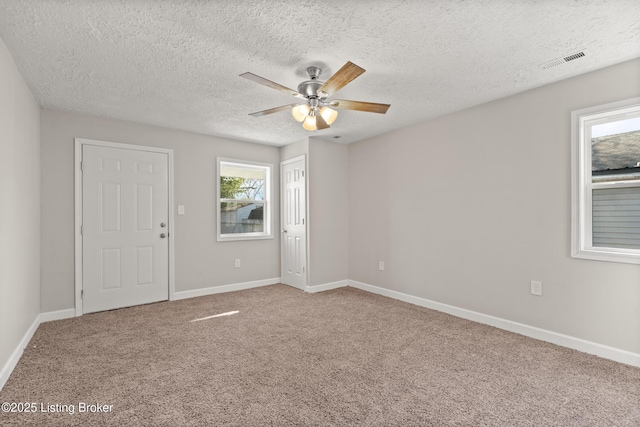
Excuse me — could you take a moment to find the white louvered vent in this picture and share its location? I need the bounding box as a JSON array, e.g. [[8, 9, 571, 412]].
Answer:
[[540, 50, 589, 70]]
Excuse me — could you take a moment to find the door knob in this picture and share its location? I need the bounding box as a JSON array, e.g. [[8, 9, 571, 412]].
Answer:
[[282, 229, 287, 233], [160, 233, 166, 238], [160, 222, 166, 228]]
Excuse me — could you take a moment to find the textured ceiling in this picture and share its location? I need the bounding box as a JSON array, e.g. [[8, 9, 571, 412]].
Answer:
[[0, 0, 639, 146]]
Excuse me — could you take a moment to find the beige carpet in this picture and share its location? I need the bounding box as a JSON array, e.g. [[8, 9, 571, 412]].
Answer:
[[1, 284, 639, 426]]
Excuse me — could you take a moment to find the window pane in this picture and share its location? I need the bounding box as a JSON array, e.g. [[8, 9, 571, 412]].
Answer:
[[593, 187, 640, 249], [220, 165, 265, 201], [217, 159, 271, 241], [220, 201, 264, 234], [591, 118, 640, 183]]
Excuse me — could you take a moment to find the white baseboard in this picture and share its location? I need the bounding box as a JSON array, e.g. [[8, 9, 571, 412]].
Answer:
[[306, 280, 348, 293], [4, 279, 636, 394], [40, 308, 76, 323], [348, 280, 640, 368], [172, 277, 280, 301], [2, 280, 280, 391], [0, 315, 40, 391], [1, 308, 79, 391]]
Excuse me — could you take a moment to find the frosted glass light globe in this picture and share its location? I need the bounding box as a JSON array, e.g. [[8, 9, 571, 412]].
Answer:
[[320, 107, 338, 125], [303, 115, 317, 131], [291, 104, 310, 122]]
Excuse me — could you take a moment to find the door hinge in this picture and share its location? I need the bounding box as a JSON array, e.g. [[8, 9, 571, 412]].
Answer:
[[302, 218, 304, 225], [80, 161, 83, 171], [80, 225, 83, 235], [81, 289, 83, 299]]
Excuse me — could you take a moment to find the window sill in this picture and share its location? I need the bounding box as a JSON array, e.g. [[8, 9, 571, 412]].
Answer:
[[217, 234, 274, 242], [572, 248, 640, 265]]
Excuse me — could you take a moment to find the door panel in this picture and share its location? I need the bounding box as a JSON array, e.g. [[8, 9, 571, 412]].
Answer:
[[136, 184, 154, 231], [83, 145, 169, 313], [101, 248, 121, 289], [101, 182, 121, 232], [281, 157, 307, 289], [137, 246, 154, 285]]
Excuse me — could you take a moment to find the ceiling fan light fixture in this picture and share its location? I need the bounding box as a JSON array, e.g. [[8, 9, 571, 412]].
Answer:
[[241, 61, 390, 131], [320, 106, 338, 125], [291, 104, 310, 122], [303, 114, 317, 131]]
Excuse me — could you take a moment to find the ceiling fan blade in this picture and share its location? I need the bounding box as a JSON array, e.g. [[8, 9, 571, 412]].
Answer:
[[331, 99, 390, 114], [240, 72, 306, 99], [318, 61, 365, 97], [249, 103, 299, 117], [315, 112, 330, 130]]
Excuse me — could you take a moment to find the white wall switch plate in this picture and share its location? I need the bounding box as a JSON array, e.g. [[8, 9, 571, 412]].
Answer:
[[379, 261, 384, 271], [178, 205, 185, 215]]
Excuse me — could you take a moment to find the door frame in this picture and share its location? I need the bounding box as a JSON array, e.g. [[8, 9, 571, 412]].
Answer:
[[280, 154, 309, 290], [74, 138, 176, 316]]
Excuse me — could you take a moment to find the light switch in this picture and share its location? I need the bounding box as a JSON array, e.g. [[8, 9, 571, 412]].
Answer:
[[178, 205, 185, 215]]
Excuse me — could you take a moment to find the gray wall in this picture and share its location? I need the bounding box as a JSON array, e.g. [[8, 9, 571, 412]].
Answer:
[[41, 109, 281, 312], [349, 58, 640, 354], [309, 138, 349, 286], [280, 138, 308, 162], [0, 38, 41, 375]]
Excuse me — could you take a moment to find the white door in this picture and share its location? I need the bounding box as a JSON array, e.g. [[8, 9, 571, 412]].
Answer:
[[281, 156, 307, 290], [82, 144, 169, 313]]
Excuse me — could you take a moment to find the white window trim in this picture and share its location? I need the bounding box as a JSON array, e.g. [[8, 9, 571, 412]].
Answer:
[[217, 157, 273, 242], [571, 97, 640, 264]]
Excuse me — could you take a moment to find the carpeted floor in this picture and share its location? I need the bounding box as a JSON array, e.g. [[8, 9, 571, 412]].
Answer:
[[1, 284, 639, 426]]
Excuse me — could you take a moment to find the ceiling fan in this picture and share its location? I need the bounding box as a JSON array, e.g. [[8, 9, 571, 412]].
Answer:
[[240, 61, 390, 131]]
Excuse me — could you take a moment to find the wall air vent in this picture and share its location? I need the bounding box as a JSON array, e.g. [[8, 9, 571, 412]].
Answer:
[[540, 49, 589, 70]]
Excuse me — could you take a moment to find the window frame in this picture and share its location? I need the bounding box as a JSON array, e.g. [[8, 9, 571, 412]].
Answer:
[[216, 157, 273, 242], [571, 97, 640, 264]]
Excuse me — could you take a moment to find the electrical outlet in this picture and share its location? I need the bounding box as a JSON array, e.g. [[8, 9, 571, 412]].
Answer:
[[378, 261, 384, 271], [530, 280, 542, 296], [235, 259, 240, 268]]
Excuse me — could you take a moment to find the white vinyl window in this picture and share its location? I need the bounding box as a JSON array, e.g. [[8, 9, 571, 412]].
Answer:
[[572, 97, 640, 263], [217, 158, 272, 241]]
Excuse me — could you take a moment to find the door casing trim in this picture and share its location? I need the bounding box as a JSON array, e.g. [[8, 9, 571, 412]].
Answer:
[[280, 154, 309, 289], [74, 138, 176, 316]]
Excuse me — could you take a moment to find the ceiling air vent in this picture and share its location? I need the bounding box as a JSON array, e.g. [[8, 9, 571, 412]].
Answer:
[[540, 49, 588, 70]]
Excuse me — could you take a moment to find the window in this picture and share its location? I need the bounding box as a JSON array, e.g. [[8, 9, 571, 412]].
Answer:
[[217, 158, 272, 241], [572, 97, 640, 263]]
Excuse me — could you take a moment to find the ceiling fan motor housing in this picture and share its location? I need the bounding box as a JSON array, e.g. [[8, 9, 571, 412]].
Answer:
[[297, 80, 324, 99], [297, 66, 326, 99]]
